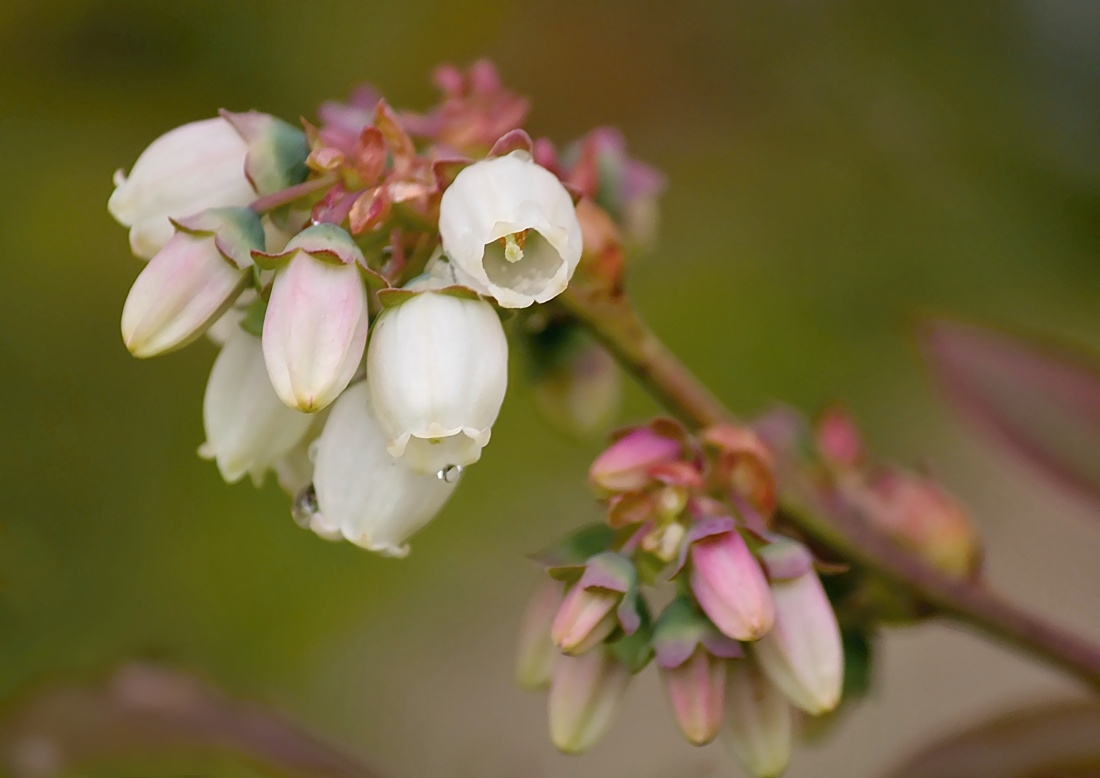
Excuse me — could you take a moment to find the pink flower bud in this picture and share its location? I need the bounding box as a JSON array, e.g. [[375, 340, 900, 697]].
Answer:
[[653, 598, 741, 746], [662, 648, 728, 746], [547, 649, 631, 754], [723, 659, 792, 778], [551, 553, 639, 655], [120, 208, 262, 358], [589, 424, 684, 495], [753, 539, 843, 715], [686, 518, 775, 641], [516, 580, 564, 690], [261, 224, 370, 413]]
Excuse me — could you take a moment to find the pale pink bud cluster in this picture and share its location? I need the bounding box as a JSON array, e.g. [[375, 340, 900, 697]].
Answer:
[[521, 419, 847, 773]]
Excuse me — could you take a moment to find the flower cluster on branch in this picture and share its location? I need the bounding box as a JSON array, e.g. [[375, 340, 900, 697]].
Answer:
[[109, 61, 660, 557]]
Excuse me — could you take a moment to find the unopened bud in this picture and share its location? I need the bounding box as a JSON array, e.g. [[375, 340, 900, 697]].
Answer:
[[723, 659, 792, 778], [685, 517, 775, 641], [551, 553, 639, 655], [653, 599, 742, 746], [589, 423, 684, 495], [547, 649, 631, 754], [120, 208, 262, 357], [753, 538, 844, 715], [516, 580, 565, 690]]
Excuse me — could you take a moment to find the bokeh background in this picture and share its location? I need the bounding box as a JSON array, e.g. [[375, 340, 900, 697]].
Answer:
[[2, 1, 1100, 776]]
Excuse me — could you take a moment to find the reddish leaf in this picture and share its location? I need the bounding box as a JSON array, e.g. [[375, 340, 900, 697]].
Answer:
[[887, 700, 1100, 778], [922, 319, 1100, 512]]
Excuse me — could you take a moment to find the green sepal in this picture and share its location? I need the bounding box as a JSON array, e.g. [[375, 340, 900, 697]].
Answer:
[[531, 523, 617, 578], [170, 207, 264, 270], [377, 288, 418, 309], [239, 295, 269, 338], [221, 109, 310, 195]]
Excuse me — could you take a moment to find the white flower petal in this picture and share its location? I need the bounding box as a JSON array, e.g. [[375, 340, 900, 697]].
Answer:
[[109, 117, 255, 259], [200, 329, 313, 484], [312, 383, 458, 556]]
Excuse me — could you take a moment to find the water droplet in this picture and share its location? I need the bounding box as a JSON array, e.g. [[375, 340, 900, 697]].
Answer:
[[291, 484, 319, 528], [436, 465, 463, 483]]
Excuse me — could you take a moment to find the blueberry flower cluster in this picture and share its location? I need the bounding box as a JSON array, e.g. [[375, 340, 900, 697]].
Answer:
[[110, 62, 659, 556], [516, 420, 846, 777]]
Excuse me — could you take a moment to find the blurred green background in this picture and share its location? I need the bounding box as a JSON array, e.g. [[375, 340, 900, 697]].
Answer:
[[2, 1, 1099, 776]]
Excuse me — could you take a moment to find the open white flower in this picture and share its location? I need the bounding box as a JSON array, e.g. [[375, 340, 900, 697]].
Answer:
[[367, 286, 508, 474], [438, 151, 582, 308], [109, 117, 256, 259], [310, 383, 459, 557], [199, 328, 313, 485]]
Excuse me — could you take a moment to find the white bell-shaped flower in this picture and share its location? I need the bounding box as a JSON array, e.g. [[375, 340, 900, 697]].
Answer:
[[367, 286, 509, 474], [438, 151, 582, 308], [109, 117, 256, 259], [199, 328, 313, 485], [310, 383, 459, 557], [261, 225, 370, 413]]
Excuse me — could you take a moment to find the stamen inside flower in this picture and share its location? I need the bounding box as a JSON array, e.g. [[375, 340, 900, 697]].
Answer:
[[501, 230, 527, 263]]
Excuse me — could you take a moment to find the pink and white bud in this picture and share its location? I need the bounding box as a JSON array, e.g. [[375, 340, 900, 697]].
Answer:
[[198, 328, 313, 485], [588, 424, 684, 495], [547, 649, 631, 754], [753, 538, 843, 716], [109, 117, 256, 259], [723, 659, 792, 778], [261, 224, 370, 413], [120, 208, 262, 358], [309, 383, 458, 557], [552, 586, 620, 655], [550, 553, 639, 655], [439, 151, 583, 308], [367, 287, 508, 475], [686, 518, 775, 642], [516, 580, 565, 690]]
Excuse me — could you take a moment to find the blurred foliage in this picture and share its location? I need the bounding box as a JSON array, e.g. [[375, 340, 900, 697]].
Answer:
[[0, 1, 1098, 776]]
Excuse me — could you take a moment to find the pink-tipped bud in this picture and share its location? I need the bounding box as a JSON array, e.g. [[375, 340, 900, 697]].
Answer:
[[551, 553, 639, 655], [663, 648, 728, 746], [753, 538, 844, 716], [552, 586, 620, 655], [589, 423, 684, 495], [723, 659, 792, 778], [120, 208, 262, 358], [261, 224, 370, 413], [516, 580, 565, 690], [547, 649, 631, 754], [685, 518, 775, 641], [653, 598, 742, 746]]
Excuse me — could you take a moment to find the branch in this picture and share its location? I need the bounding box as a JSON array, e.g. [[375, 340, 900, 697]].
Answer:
[[559, 283, 1100, 692]]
